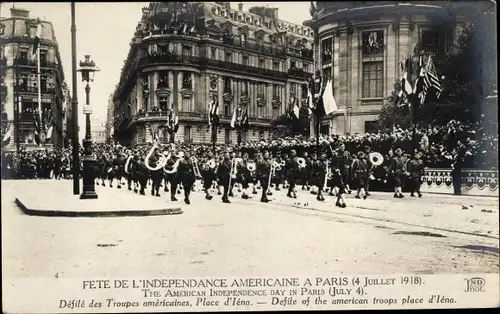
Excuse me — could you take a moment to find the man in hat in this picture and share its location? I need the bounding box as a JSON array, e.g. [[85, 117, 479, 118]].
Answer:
[[315, 152, 329, 201], [149, 147, 164, 197], [218, 151, 232, 203], [256, 151, 271, 203], [407, 151, 424, 197], [177, 150, 196, 205], [201, 151, 216, 200], [352, 151, 369, 199], [165, 149, 181, 201], [389, 148, 407, 198], [237, 152, 252, 199], [363, 145, 373, 196]]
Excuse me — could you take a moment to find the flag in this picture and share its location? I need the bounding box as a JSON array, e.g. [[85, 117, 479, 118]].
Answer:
[[309, 1, 317, 17], [321, 79, 338, 115], [33, 22, 42, 54], [240, 108, 249, 129], [230, 107, 237, 129], [171, 111, 179, 133], [292, 103, 300, 120], [307, 89, 314, 115], [413, 55, 427, 105], [400, 58, 413, 96], [208, 97, 219, 126], [423, 55, 442, 99], [2, 128, 12, 146]]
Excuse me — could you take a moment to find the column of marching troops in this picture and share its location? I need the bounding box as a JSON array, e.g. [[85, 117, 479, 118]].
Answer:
[[90, 141, 425, 207]]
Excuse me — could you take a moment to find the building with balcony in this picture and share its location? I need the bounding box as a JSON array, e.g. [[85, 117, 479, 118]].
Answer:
[[113, 2, 314, 146], [91, 120, 107, 144], [105, 92, 115, 144], [0, 7, 67, 150], [304, 1, 495, 135]]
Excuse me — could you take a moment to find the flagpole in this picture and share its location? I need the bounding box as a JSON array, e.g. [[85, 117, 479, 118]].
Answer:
[[37, 44, 42, 144]]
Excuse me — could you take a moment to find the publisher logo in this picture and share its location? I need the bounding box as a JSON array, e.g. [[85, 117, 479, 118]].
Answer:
[[464, 277, 486, 292]]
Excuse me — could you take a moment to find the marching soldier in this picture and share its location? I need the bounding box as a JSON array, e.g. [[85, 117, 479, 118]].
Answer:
[[389, 148, 407, 198], [136, 155, 149, 195], [315, 153, 328, 201], [256, 151, 271, 203], [177, 151, 196, 204], [352, 151, 369, 199], [285, 149, 299, 198], [217, 151, 232, 203], [149, 148, 163, 197], [165, 150, 181, 201], [201, 152, 216, 200], [363, 146, 373, 196], [237, 152, 251, 199], [407, 151, 424, 198], [337, 144, 352, 194]]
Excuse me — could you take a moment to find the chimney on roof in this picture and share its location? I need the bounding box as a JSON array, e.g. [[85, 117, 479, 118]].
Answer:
[[10, 7, 30, 18], [238, 3, 243, 11]]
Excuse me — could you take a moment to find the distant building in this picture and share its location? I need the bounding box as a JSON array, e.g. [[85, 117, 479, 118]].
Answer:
[[304, 1, 496, 135], [91, 120, 107, 143], [105, 92, 114, 143], [0, 7, 67, 150], [113, 2, 314, 146]]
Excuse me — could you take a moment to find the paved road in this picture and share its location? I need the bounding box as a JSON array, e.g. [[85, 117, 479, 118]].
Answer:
[[2, 180, 498, 279]]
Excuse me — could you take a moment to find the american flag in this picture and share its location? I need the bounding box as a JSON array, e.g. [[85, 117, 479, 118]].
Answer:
[[423, 55, 442, 99], [208, 96, 218, 126]]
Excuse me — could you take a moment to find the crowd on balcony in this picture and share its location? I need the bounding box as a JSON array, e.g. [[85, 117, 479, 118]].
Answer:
[[2, 116, 496, 181]]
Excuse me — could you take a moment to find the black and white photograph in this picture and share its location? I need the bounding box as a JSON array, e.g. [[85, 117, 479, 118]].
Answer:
[[1, 1, 498, 312]]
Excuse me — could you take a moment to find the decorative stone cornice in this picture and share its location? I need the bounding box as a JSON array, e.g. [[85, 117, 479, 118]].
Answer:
[[256, 97, 266, 107], [223, 92, 233, 103], [180, 88, 194, 99], [155, 87, 171, 98]]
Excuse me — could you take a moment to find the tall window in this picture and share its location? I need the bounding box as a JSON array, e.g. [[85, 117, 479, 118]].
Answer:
[[183, 126, 192, 143], [258, 58, 265, 69], [40, 76, 47, 93], [290, 60, 297, 69], [272, 61, 279, 72], [321, 38, 332, 64], [257, 83, 265, 98], [242, 55, 249, 66], [20, 49, 28, 60], [223, 77, 231, 93], [211, 47, 217, 59], [272, 85, 279, 100], [182, 72, 192, 89], [158, 71, 168, 88], [362, 62, 383, 98], [364, 121, 378, 133], [182, 46, 192, 60], [242, 80, 248, 96], [362, 30, 384, 55], [421, 30, 441, 54], [323, 67, 332, 81], [225, 129, 231, 144], [39, 50, 48, 66], [225, 52, 232, 63], [224, 101, 230, 116]]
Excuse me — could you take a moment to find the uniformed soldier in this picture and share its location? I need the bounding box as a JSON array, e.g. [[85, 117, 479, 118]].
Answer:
[[285, 149, 299, 198], [407, 151, 424, 198], [177, 151, 196, 204], [164, 150, 181, 201], [256, 151, 271, 203], [217, 151, 232, 203], [352, 151, 369, 199], [315, 153, 328, 201], [149, 148, 163, 197], [201, 152, 216, 200], [237, 152, 252, 199], [389, 148, 407, 198]]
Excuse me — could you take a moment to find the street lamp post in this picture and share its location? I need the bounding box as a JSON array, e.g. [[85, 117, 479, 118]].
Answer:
[[71, 3, 80, 195], [77, 55, 100, 200]]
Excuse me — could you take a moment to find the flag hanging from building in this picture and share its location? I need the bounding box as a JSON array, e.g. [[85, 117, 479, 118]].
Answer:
[[291, 97, 300, 120], [208, 97, 219, 126], [168, 110, 179, 133], [400, 57, 413, 96], [230, 107, 238, 129], [33, 21, 42, 54], [240, 108, 249, 129], [423, 55, 442, 99], [321, 79, 337, 116], [2, 128, 12, 146]]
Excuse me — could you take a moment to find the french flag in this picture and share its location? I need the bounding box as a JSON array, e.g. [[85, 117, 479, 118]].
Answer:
[[33, 22, 42, 55]]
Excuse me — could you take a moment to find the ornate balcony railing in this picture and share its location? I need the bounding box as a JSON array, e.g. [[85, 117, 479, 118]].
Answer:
[[13, 58, 58, 68], [139, 54, 288, 80], [359, 98, 385, 106], [288, 68, 313, 80], [19, 86, 56, 94]]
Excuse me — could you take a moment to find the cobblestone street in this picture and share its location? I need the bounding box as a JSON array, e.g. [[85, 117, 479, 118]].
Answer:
[[2, 180, 498, 280]]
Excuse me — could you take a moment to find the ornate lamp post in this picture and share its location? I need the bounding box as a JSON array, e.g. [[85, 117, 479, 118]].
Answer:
[[77, 55, 100, 199]]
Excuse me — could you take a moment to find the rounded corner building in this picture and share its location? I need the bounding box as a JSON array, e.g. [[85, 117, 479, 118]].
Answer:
[[304, 0, 497, 136]]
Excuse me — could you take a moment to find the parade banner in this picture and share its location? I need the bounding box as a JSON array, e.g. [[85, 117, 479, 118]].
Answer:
[[3, 274, 499, 312]]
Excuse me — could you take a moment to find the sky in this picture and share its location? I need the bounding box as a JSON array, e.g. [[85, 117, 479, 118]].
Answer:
[[0, 2, 311, 140]]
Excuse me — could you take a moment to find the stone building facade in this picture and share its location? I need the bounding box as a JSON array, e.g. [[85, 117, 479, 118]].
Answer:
[[113, 2, 314, 146], [0, 7, 66, 150], [305, 1, 489, 136]]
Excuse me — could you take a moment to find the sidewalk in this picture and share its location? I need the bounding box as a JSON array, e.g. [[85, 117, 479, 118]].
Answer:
[[5, 180, 183, 217]]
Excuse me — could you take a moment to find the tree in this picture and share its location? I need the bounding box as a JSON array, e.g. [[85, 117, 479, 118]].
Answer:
[[380, 22, 483, 129], [378, 82, 412, 131], [270, 106, 310, 136]]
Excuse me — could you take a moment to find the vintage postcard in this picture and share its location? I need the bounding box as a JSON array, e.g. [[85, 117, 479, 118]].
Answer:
[[1, 1, 498, 313]]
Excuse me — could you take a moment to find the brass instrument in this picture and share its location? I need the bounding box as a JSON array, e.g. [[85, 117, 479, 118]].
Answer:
[[124, 155, 133, 174], [369, 152, 384, 166], [203, 159, 216, 171], [268, 159, 280, 188], [323, 160, 332, 187], [145, 141, 169, 171], [247, 162, 256, 172], [228, 158, 239, 188], [297, 157, 306, 168], [191, 156, 202, 178]]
